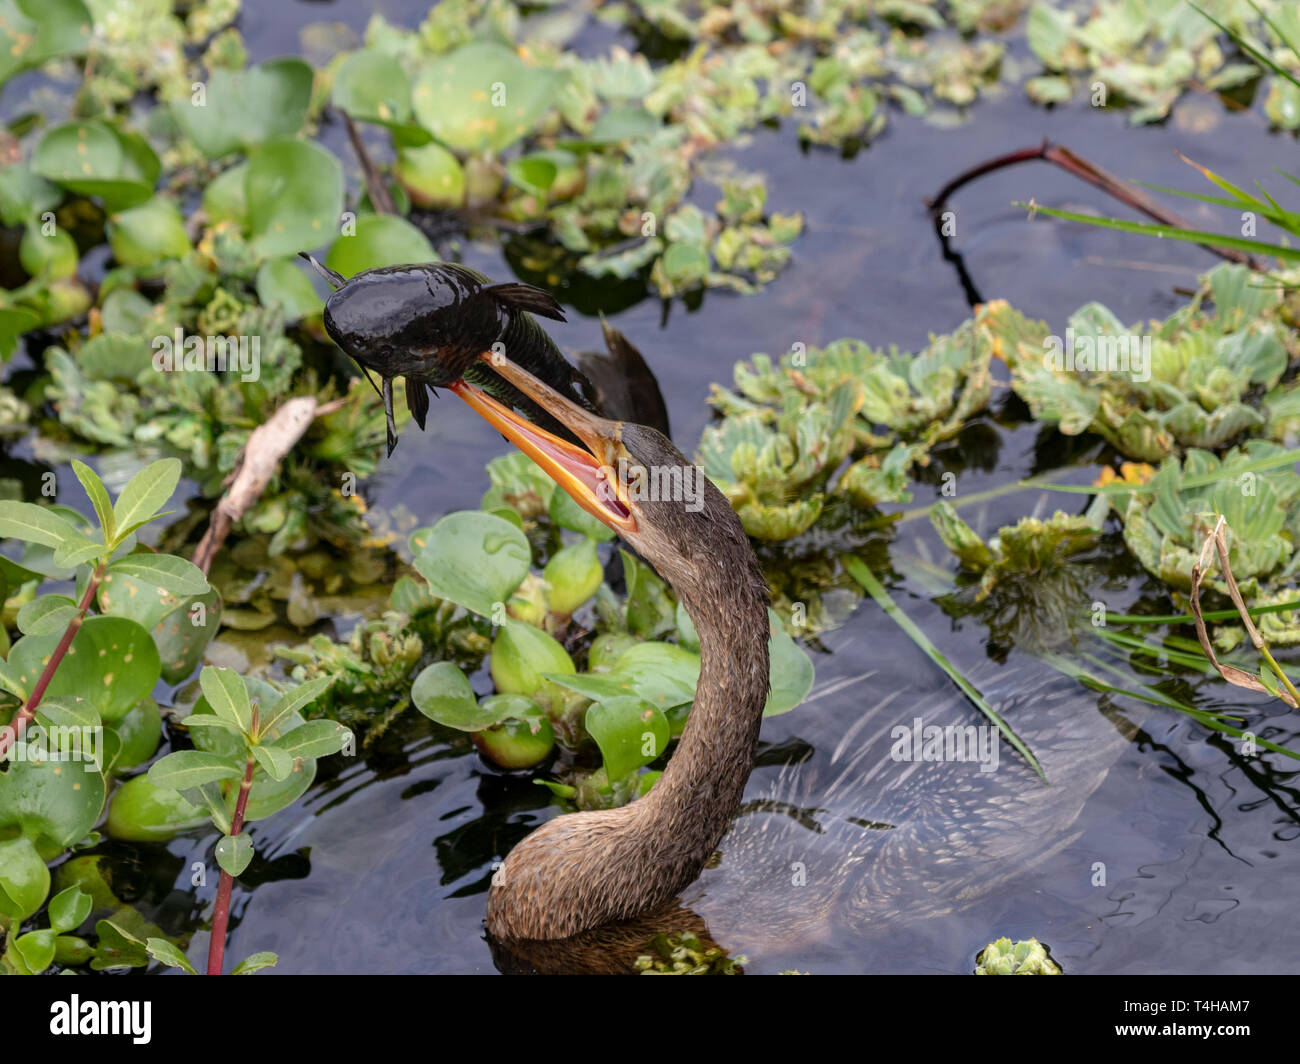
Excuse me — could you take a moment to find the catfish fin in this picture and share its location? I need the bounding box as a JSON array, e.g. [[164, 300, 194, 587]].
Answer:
[[485, 282, 567, 322], [406, 378, 430, 430], [383, 378, 398, 457]]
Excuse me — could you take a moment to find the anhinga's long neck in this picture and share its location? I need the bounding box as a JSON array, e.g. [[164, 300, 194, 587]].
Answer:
[[485, 500, 771, 942], [636, 561, 771, 871]]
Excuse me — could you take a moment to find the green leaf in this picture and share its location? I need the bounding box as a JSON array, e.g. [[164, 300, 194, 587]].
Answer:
[[199, 666, 253, 732], [31, 121, 159, 211], [0, 836, 50, 919], [145, 937, 196, 974], [112, 458, 181, 538], [12, 929, 56, 974], [255, 257, 323, 320], [215, 833, 253, 877], [259, 675, 335, 737], [104, 696, 162, 774], [92, 917, 148, 970], [765, 609, 815, 717], [412, 41, 566, 154], [412, 662, 501, 730], [252, 744, 293, 782], [333, 49, 413, 124], [51, 532, 106, 569], [622, 550, 676, 638], [0, 501, 85, 549], [246, 139, 344, 258], [411, 510, 531, 618], [48, 885, 91, 934], [16, 594, 79, 636], [34, 694, 99, 731], [1019, 202, 1300, 262], [172, 58, 314, 158], [0, 305, 40, 360], [107, 553, 208, 595], [265, 719, 352, 761], [585, 695, 669, 781], [5, 615, 161, 723], [231, 950, 279, 974], [0, 756, 106, 852], [148, 750, 245, 790], [0, 0, 91, 89], [71, 459, 115, 544], [325, 213, 436, 277]]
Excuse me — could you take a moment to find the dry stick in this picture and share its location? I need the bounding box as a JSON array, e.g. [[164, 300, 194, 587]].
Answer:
[[341, 110, 395, 217], [0, 563, 106, 761], [191, 397, 319, 577], [342, 110, 397, 218], [925, 139, 1266, 271], [1189, 515, 1300, 708]]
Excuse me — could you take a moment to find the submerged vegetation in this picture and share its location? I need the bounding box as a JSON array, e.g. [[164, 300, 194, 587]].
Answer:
[[0, 0, 1299, 976]]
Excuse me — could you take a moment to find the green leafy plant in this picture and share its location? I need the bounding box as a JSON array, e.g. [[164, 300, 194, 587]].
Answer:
[[145, 667, 347, 974], [403, 500, 815, 808], [0, 458, 222, 969]]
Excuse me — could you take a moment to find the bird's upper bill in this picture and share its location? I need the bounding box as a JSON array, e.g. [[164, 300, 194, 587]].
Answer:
[[451, 354, 638, 537]]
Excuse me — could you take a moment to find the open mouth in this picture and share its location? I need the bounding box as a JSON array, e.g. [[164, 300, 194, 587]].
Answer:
[[450, 355, 637, 535]]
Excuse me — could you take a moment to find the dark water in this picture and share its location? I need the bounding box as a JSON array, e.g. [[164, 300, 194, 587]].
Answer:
[[18, 0, 1300, 973]]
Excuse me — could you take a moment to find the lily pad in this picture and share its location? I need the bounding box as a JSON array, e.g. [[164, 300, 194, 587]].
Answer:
[[245, 139, 344, 259], [0, 753, 106, 855], [32, 121, 160, 211], [411, 510, 531, 618], [0, 0, 91, 89], [325, 213, 436, 277], [585, 695, 669, 781], [412, 40, 566, 154], [3, 615, 160, 723], [172, 58, 313, 158]]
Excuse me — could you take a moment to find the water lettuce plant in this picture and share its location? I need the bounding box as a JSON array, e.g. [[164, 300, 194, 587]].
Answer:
[[701, 323, 993, 539], [992, 265, 1297, 463]]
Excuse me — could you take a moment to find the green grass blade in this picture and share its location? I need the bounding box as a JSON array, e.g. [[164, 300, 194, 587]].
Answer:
[[1016, 202, 1300, 261], [1191, 1, 1300, 92], [1105, 599, 1300, 625], [841, 554, 1046, 781]]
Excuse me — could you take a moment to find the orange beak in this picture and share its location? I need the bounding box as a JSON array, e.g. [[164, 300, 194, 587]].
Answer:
[[450, 355, 637, 535]]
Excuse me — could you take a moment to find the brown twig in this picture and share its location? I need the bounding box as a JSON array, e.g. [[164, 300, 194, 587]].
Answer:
[[341, 110, 397, 217], [926, 139, 1266, 270], [191, 396, 319, 575], [1190, 515, 1299, 708]]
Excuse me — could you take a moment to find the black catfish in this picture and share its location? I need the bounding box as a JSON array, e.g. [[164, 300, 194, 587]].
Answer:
[[306, 256, 598, 455]]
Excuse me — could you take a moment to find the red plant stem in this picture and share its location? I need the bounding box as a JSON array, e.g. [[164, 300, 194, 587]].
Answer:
[[925, 139, 1265, 270], [206, 752, 257, 975], [0, 564, 104, 761]]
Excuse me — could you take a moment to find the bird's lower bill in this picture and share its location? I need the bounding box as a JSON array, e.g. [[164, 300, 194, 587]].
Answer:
[[450, 366, 637, 536]]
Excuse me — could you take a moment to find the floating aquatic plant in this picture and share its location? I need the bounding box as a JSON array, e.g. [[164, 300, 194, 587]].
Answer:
[[991, 265, 1298, 464], [975, 936, 1060, 975], [700, 320, 994, 540]]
